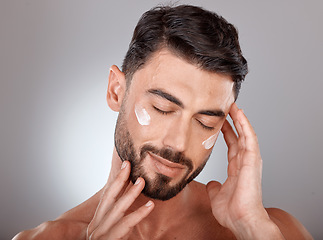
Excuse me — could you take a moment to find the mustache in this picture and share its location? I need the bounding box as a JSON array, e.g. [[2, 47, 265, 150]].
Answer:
[[140, 144, 193, 171]]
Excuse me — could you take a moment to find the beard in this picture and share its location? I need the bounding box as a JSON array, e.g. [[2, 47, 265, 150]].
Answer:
[[114, 103, 210, 201]]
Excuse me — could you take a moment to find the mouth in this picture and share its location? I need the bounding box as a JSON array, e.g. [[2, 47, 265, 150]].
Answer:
[[148, 152, 186, 178]]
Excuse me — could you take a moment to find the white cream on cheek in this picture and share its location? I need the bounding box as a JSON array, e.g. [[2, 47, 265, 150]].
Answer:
[[134, 105, 151, 126], [202, 132, 219, 150]]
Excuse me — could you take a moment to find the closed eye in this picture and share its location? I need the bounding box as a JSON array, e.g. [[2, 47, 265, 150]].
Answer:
[[197, 120, 215, 131], [154, 105, 215, 130], [153, 106, 174, 115]]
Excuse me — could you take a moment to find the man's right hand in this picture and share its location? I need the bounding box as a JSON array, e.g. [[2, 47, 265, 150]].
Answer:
[[86, 161, 154, 240]]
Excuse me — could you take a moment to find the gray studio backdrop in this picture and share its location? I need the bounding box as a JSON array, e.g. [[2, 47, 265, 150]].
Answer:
[[1, 0, 322, 239]]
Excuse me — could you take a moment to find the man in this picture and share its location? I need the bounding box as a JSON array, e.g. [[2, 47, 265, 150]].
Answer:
[[14, 5, 312, 239]]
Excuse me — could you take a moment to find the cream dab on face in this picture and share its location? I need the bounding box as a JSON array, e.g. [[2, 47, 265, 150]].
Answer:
[[134, 104, 151, 126], [202, 132, 219, 150]]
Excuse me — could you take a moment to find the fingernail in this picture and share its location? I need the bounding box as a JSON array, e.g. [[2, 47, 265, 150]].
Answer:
[[121, 161, 127, 170], [145, 200, 153, 207], [134, 178, 141, 185]]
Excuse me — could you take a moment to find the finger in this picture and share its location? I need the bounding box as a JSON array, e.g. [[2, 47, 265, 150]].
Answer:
[[88, 161, 131, 234], [206, 181, 222, 200], [229, 103, 245, 138], [96, 177, 146, 232], [115, 179, 134, 202], [237, 109, 259, 153], [236, 120, 246, 151], [221, 119, 238, 147], [229, 103, 241, 136], [97, 161, 131, 218], [236, 110, 262, 174], [221, 120, 239, 161], [107, 200, 155, 239], [229, 103, 247, 151]]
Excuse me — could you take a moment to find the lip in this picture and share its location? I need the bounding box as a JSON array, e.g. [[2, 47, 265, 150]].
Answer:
[[148, 152, 186, 178]]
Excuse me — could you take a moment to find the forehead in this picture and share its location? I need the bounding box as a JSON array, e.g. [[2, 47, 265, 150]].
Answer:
[[130, 49, 234, 112]]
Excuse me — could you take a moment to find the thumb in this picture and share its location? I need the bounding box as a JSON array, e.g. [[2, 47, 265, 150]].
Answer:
[[206, 181, 222, 199]]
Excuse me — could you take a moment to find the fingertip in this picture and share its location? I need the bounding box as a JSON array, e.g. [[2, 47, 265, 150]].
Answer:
[[238, 109, 244, 118], [137, 176, 145, 185], [237, 108, 249, 125], [231, 102, 239, 112], [206, 180, 219, 187], [121, 161, 128, 170], [118, 161, 131, 181], [140, 176, 145, 183], [229, 102, 240, 119], [206, 181, 221, 194], [145, 200, 154, 208], [134, 178, 141, 185], [206, 181, 222, 199], [206, 181, 212, 191], [141, 177, 146, 189], [133, 177, 146, 190]]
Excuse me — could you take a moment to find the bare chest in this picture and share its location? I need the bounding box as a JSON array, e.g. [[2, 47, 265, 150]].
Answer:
[[128, 216, 236, 240]]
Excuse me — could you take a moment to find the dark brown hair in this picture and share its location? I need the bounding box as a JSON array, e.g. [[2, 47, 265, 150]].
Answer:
[[122, 5, 248, 100]]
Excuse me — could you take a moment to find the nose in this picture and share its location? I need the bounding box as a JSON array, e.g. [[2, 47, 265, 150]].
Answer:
[[162, 117, 191, 153]]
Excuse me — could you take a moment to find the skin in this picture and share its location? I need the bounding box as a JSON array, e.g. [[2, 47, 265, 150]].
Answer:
[[13, 49, 313, 240]]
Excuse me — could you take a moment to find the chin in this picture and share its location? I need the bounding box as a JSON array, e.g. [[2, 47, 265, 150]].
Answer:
[[137, 172, 191, 201]]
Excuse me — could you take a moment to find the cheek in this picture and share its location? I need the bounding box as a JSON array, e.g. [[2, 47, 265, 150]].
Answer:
[[202, 131, 220, 150], [129, 104, 158, 143], [134, 105, 151, 126], [199, 116, 227, 151], [188, 122, 224, 168]]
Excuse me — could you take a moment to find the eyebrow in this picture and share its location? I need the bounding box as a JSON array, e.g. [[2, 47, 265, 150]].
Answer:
[[147, 89, 184, 108], [147, 88, 225, 117], [197, 110, 225, 118]]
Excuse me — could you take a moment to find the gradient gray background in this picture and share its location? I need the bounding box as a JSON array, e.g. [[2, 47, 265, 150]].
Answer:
[[1, 0, 322, 239]]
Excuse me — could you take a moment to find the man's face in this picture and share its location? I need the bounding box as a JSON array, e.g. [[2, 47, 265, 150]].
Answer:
[[114, 49, 234, 201]]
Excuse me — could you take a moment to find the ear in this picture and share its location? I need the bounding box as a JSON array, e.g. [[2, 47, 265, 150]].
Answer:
[[106, 65, 126, 112]]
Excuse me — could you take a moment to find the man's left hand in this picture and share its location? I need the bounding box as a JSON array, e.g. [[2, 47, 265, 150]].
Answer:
[[206, 103, 285, 239]]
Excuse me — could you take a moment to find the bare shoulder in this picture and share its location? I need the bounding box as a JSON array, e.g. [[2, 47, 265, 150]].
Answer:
[[266, 208, 313, 240], [12, 220, 87, 240], [13, 189, 102, 240], [188, 182, 313, 240]]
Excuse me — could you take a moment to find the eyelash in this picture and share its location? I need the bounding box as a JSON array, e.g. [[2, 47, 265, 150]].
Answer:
[[154, 106, 215, 131], [153, 106, 173, 115], [198, 120, 214, 131]]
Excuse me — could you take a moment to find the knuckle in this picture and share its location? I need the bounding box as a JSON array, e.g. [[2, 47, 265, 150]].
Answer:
[[120, 217, 136, 231], [101, 188, 116, 203], [121, 186, 140, 204], [112, 201, 126, 215]]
